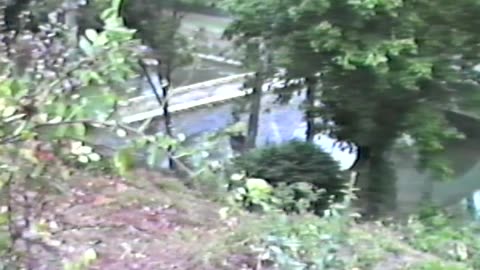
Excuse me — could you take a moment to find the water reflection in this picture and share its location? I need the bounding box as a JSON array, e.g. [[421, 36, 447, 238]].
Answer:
[[291, 122, 358, 171]]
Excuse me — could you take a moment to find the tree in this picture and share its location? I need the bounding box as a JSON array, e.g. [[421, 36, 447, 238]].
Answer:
[[121, 0, 215, 83], [244, 39, 271, 150], [2, 0, 103, 36], [223, 0, 480, 216], [121, 0, 212, 169]]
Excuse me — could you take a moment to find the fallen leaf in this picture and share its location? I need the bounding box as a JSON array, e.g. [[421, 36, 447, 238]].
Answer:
[[36, 149, 56, 162], [93, 195, 115, 206], [115, 182, 129, 192]]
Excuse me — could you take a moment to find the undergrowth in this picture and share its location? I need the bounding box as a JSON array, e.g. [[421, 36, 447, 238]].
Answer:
[[402, 209, 480, 269]]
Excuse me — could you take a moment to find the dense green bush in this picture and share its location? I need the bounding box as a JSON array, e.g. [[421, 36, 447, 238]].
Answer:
[[232, 140, 347, 214]]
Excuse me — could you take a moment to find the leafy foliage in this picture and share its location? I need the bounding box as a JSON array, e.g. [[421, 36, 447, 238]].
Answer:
[[412, 261, 471, 270], [232, 141, 347, 213], [222, 0, 480, 181], [121, 0, 202, 79], [0, 0, 173, 266], [2, 2, 139, 135], [252, 213, 348, 270], [63, 248, 98, 270], [404, 211, 480, 269], [229, 176, 277, 212]]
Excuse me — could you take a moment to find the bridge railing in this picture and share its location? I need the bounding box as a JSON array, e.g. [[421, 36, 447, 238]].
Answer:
[[118, 70, 303, 124], [127, 72, 254, 104], [118, 72, 255, 123]]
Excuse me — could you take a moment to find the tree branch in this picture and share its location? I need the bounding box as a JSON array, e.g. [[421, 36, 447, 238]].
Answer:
[[0, 118, 197, 177]]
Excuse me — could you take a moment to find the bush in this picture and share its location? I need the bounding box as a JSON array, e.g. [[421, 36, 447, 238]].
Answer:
[[231, 140, 347, 214]]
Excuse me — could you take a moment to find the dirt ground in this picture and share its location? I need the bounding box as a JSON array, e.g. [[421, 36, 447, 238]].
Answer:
[[14, 169, 253, 270]]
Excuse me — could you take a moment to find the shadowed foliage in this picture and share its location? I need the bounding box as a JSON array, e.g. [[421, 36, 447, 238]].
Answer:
[[232, 140, 347, 213]]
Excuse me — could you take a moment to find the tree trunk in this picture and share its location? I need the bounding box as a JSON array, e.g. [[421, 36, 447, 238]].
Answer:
[[246, 74, 262, 150], [421, 176, 434, 205], [162, 79, 176, 170], [0, 0, 10, 56], [140, 59, 175, 171], [64, 0, 79, 45], [246, 41, 267, 150], [305, 76, 316, 142], [357, 148, 397, 218], [466, 195, 478, 220], [0, 1, 7, 34], [162, 65, 176, 170]]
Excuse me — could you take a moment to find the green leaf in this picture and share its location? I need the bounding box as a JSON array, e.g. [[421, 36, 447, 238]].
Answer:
[[55, 103, 68, 117], [13, 120, 28, 136], [0, 80, 12, 96], [2, 106, 16, 117], [88, 153, 101, 162], [20, 130, 36, 140], [0, 231, 11, 251], [0, 213, 8, 226], [82, 248, 98, 264], [71, 123, 87, 137], [85, 29, 99, 43], [111, 0, 123, 12], [246, 178, 273, 194], [155, 136, 178, 150], [79, 37, 94, 56], [146, 146, 165, 168], [10, 80, 27, 98], [113, 148, 135, 176], [94, 32, 109, 46], [100, 8, 116, 21], [79, 92, 117, 120], [54, 126, 68, 138]]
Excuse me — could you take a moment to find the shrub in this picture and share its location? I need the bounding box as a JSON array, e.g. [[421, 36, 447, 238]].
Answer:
[[231, 140, 347, 214]]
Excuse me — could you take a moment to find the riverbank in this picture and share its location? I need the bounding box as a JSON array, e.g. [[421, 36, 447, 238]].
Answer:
[[4, 166, 478, 269]]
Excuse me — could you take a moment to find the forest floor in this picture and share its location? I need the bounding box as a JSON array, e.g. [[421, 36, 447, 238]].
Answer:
[[11, 168, 475, 270]]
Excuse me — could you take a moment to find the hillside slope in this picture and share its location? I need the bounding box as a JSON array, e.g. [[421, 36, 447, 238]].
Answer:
[[7, 168, 475, 270]]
